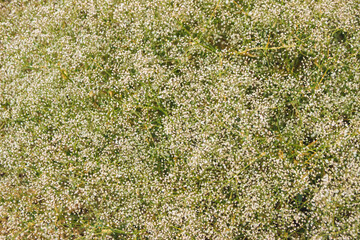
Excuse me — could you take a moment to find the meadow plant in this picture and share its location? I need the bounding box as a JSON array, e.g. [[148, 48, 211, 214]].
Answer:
[[0, 0, 359, 239]]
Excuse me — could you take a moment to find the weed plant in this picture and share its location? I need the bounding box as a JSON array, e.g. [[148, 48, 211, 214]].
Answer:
[[0, 0, 359, 239]]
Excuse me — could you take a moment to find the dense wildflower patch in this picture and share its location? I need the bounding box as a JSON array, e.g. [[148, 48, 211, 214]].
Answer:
[[0, 0, 359, 239]]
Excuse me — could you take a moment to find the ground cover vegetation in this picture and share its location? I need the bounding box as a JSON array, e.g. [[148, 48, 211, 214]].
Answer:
[[0, 0, 359, 239]]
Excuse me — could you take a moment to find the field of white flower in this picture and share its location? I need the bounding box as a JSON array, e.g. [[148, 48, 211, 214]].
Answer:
[[0, 0, 359, 239]]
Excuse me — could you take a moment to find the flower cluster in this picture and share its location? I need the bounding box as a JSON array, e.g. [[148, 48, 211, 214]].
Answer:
[[0, 0, 359, 239]]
